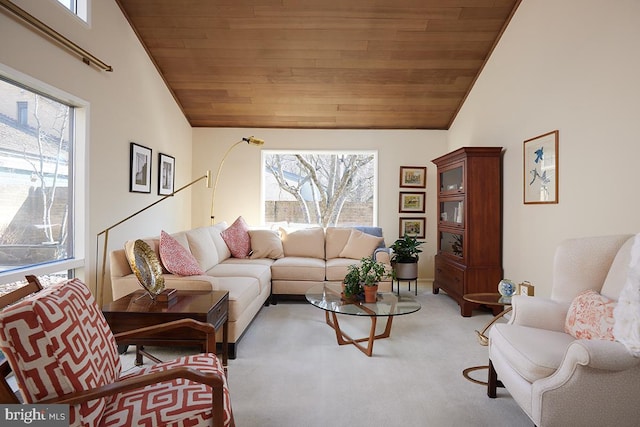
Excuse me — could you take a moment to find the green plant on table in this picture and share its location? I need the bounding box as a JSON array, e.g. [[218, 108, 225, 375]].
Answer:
[[343, 257, 389, 298]]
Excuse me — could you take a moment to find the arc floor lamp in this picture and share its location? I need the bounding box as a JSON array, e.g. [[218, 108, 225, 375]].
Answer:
[[96, 171, 211, 306], [210, 136, 264, 224]]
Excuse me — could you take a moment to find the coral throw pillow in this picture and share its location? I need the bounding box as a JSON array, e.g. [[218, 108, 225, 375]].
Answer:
[[159, 230, 205, 276], [565, 289, 616, 341], [221, 216, 252, 258]]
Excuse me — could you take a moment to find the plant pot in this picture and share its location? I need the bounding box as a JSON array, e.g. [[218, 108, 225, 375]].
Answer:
[[394, 261, 418, 280], [363, 285, 378, 303]]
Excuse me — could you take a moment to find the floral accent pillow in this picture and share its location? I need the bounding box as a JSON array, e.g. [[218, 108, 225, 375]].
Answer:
[[565, 289, 616, 341], [159, 230, 205, 276], [221, 216, 251, 258]]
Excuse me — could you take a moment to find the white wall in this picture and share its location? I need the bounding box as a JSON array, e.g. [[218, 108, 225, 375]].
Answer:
[[0, 0, 193, 301], [192, 128, 448, 280], [449, 0, 640, 296]]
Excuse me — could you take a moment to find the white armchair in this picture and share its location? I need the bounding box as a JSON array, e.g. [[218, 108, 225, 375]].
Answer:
[[488, 234, 640, 427]]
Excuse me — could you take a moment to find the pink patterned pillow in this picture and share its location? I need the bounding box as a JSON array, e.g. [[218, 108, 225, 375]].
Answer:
[[565, 289, 616, 340], [221, 216, 251, 258], [159, 230, 205, 275]]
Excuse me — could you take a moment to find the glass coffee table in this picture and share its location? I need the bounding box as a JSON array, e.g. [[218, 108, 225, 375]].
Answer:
[[305, 283, 421, 356]]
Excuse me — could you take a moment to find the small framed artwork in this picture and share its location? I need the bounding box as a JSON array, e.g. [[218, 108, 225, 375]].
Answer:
[[399, 217, 425, 238], [400, 166, 427, 188], [524, 130, 559, 204], [158, 153, 175, 196], [518, 281, 535, 296], [130, 142, 152, 193], [399, 192, 425, 213]]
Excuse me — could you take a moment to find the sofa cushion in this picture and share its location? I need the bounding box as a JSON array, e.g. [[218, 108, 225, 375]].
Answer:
[[326, 258, 360, 281], [209, 222, 231, 261], [280, 227, 325, 259], [339, 229, 383, 260], [249, 229, 284, 259], [221, 216, 252, 258], [490, 324, 575, 383], [186, 227, 219, 271], [271, 257, 326, 281], [565, 290, 616, 341], [159, 230, 205, 276], [209, 261, 272, 294]]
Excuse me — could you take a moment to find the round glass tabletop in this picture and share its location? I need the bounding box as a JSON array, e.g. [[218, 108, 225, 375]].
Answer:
[[305, 283, 421, 317], [462, 292, 512, 306]]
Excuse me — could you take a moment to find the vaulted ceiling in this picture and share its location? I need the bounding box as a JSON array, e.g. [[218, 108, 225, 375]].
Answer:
[[116, 0, 521, 130]]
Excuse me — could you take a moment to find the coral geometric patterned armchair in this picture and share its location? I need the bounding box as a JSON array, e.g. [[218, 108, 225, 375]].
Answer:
[[488, 234, 640, 427], [0, 276, 234, 427]]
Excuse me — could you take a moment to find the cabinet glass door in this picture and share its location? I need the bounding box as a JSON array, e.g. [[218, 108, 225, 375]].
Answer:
[[440, 231, 464, 259], [440, 165, 463, 192], [439, 200, 463, 225]]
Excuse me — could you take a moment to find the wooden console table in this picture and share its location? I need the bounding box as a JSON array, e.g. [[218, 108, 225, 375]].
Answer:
[[102, 289, 229, 366]]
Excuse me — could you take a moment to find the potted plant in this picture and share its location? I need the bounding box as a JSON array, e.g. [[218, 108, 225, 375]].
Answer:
[[389, 234, 425, 280], [342, 257, 389, 303]]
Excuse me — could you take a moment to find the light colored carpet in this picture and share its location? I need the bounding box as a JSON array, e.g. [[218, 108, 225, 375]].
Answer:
[[121, 284, 532, 426]]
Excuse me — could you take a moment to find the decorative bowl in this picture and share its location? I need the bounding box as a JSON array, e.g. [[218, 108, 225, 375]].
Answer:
[[498, 279, 516, 297]]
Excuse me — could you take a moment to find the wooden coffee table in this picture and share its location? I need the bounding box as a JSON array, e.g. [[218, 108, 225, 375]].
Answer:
[[102, 289, 229, 366]]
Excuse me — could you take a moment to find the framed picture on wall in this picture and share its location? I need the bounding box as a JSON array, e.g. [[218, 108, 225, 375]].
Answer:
[[399, 166, 426, 188], [399, 192, 425, 213], [130, 142, 152, 193], [523, 130, 559, 204], [158, 153, 175, 196], [399, 217, 425, 238]]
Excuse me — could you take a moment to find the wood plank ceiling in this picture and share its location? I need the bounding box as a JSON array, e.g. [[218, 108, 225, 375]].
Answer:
[[116, 0, 521, 129]]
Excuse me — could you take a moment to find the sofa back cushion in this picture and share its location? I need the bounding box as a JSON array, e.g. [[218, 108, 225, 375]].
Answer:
[[186, 227, 219, 270], [209, 222, 231, 262], [601, 235, 635, 300], [0, 279, 121, 426], [281, 227, 325, 259]]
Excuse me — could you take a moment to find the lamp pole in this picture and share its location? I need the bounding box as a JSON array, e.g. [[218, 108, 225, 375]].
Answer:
[[210, 136, 264, 224]]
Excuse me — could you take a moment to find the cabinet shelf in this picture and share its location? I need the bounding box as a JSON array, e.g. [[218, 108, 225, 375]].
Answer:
[[432, 147, 503, 317]]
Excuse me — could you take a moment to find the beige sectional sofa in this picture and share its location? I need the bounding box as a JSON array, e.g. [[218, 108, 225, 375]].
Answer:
[[109, 221, 391, 358]]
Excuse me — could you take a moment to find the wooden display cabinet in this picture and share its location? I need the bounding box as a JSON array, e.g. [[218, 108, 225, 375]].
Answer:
[[432, 147, 503, 316]]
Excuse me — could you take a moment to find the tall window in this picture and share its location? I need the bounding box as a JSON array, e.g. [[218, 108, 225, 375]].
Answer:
[[0, 77, 76, 283], [262, 151, 377, 228]]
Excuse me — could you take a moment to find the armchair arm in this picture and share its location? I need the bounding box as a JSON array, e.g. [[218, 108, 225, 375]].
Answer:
[[508, 295, 570, 332], [531, 339, 640, 426], [374, 247, 391, 265], [564, 339, 640, 371], [38, 367, 226, 427]]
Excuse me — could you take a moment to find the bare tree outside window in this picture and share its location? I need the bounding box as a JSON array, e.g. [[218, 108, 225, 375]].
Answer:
[[263, 151, 376, 228]]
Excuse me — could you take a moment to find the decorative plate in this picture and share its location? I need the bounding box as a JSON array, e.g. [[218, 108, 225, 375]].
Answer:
[[125, 239, 165, 298]]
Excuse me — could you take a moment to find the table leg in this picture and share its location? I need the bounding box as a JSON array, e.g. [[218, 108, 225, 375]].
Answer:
[[324, 311, 394, 357]]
